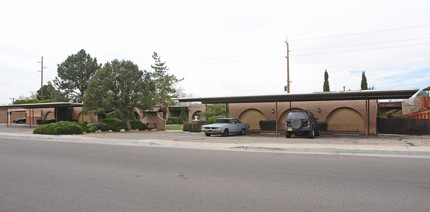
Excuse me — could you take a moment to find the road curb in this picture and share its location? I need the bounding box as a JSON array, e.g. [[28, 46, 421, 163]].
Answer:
[[2, 132, 430, 158]]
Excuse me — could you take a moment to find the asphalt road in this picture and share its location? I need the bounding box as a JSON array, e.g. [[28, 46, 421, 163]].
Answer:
[[1, 137, 429, 211]]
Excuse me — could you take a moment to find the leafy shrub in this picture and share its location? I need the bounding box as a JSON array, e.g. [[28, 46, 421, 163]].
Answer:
[[33, 121, 83, 135], [259, 120, 276, 131], [192, 121, 205, 132], [103, 118, 127, 132], [386, 109, 405, 119], [183, 121, 204, 132], [183, 123, 193, 131], [78, 121, 97, 133], [319, 122, 328, 131], [130, 120, 147, 130], [179, 108, 187, 123], [94, 122, 110, 132], [167, 117, 180, 125]]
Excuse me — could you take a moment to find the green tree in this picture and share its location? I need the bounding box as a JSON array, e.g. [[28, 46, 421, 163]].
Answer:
[[151, 52, 183, 119], [83, 59, 155, 130], [54, 49, 101, 102], [323, 69, 330, 92], [361, 71, 368, 90], [205, 104, 228, 117], [36, 81, 68, 102], [179, 107, 187, 123]]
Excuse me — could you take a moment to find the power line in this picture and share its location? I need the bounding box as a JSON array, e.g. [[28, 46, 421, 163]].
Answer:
[[290, 36, 430, 52], [170, 42, 430, 66], [292, 42, 430, 57], [290, 24, 430, 41]]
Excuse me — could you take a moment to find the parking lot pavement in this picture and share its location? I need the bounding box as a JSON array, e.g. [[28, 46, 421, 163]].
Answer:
[[79, 130, 430, 147], [0, 123, 36, 134]]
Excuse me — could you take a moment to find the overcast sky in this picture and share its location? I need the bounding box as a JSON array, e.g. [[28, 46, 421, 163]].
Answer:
[[1, 0, 429, 105]]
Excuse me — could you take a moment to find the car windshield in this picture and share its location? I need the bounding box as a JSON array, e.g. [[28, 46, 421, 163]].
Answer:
[[214, 119, 230, 124]]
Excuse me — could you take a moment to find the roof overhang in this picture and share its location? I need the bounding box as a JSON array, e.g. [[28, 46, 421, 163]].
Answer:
[[178, 89, 419, 104], [0, 102, 83, 110]]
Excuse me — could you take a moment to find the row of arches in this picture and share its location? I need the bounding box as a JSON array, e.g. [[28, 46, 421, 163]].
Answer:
[[238, 107, 365, 132]]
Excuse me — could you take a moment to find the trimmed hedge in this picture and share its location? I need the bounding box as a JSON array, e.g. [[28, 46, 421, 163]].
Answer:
[[183, 123, 193, 131], [33, 121, 83, 135], [103, 118, 127, 132], [167, 117, 181, 125], [130, 120, 147, 130], [183, 121, 205, 132], [259, 120, 276, 131]]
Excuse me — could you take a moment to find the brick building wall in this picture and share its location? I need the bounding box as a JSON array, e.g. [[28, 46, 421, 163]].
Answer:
[[229, 100, 378, 134]]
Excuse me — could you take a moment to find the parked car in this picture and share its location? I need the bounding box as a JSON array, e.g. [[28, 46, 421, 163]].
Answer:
[[201, 118, 250, 137], [285, 110, 320, 138], [13, 117, 26, 124]]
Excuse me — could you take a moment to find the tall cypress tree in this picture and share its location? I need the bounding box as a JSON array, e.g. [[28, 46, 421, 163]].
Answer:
[[323, 69, 330, 92], [361, 71, 368, 90]]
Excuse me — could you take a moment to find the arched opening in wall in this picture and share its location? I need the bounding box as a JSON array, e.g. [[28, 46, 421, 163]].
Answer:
[[278, 108, 304, 130], [326, 107, 364, 132], [239, 109, 267, 130], [191, 111, 205, 121], [44, 111, 55, 120], [77, 112, 92, 122]]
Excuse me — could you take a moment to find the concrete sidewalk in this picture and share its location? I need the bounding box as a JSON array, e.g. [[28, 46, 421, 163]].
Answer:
[[1, 124, 430, 158]]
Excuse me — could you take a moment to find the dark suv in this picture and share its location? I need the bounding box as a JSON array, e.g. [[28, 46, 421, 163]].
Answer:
[[285, 110, 320, 138]]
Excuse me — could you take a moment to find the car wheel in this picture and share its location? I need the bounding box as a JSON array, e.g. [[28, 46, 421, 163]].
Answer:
[[205, 133, 211, 137], [222, 129, 229, 137], [308, 129, 315, 139], [286, 132, 292, 138], [240, 129, 245, 135]]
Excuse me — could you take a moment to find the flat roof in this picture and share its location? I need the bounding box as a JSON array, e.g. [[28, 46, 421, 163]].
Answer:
[[0, 102, 83, 109], [178, 89, 419, 104]]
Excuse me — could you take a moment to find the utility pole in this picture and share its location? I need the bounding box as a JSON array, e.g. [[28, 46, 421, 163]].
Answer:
[[38, 56, 46, 101], [285, 37, 291, 93]]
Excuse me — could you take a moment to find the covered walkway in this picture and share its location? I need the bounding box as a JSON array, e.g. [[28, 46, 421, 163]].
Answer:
[[178, 89, 419, 138]]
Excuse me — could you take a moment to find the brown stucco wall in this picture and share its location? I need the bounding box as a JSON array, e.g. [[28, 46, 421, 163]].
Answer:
[[229, 100, 378, 134], [141, 111, 166, 131], [187, 105, 206, 122]]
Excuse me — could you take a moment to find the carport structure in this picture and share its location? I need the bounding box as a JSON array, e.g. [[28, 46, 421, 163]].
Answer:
[[0, 102, 83, 128], [178, 89, 419, 138]]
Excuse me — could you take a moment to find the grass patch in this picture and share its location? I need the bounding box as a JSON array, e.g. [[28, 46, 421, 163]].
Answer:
[[166, 124, 183, 131]]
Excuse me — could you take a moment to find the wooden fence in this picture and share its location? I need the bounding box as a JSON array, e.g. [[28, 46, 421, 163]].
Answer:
[[378, 118, 430, 135]]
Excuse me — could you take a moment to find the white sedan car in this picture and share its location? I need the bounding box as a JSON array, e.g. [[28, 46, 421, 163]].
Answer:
[[201, 118, 250, 137]]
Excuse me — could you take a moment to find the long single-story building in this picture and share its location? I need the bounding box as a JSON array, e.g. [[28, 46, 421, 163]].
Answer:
[[179, 89, 419, 136]]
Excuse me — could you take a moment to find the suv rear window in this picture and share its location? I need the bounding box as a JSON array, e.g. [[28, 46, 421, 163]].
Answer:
[[287, 112, 308, 120]]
